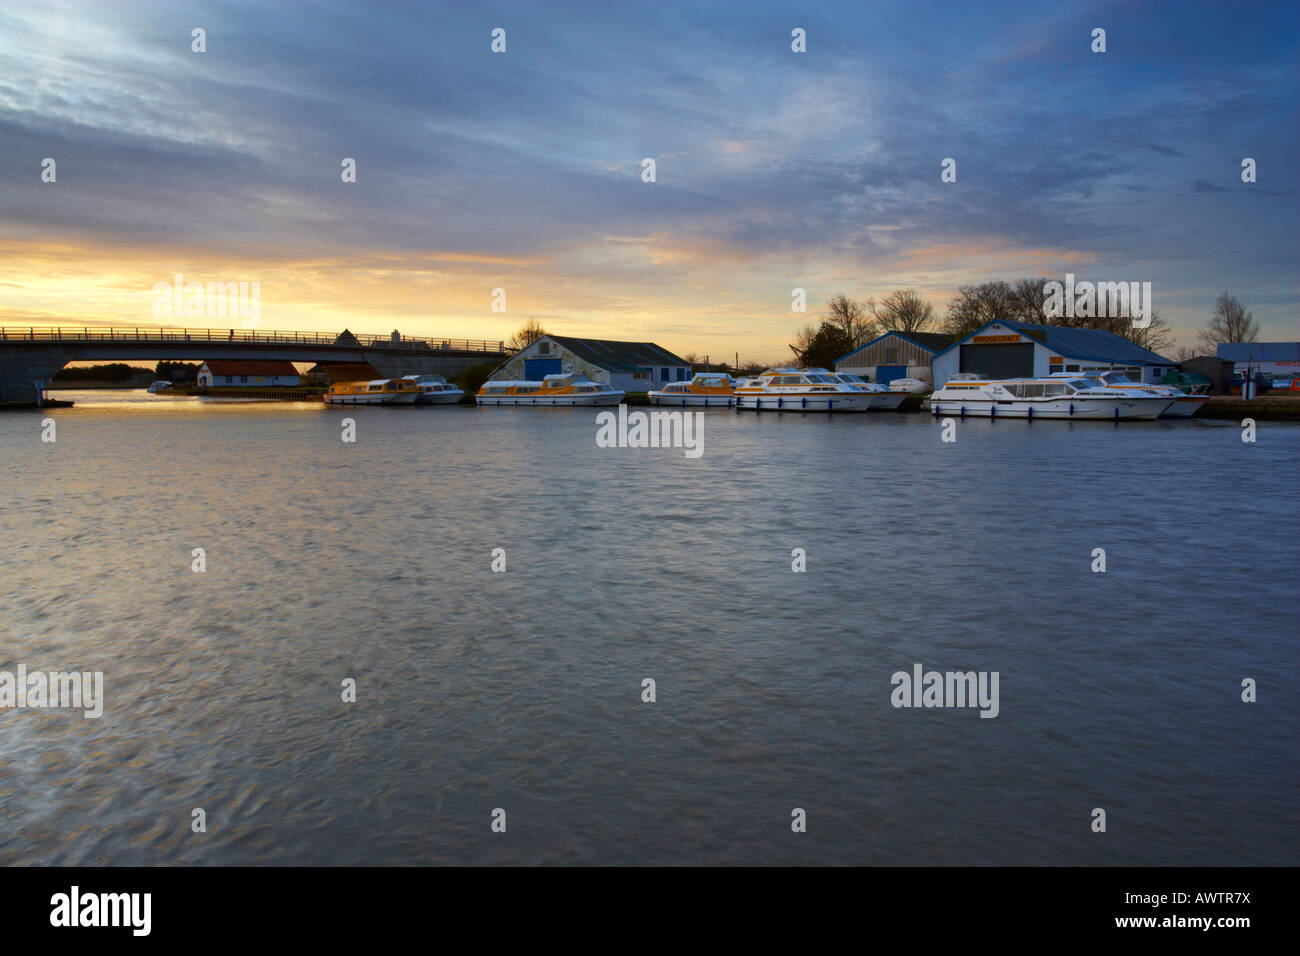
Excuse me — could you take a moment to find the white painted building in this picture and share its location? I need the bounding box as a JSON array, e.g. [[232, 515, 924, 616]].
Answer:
[[197, 360, 300, 387], [930, 320, 1175, 387], [490, 335, 690, 392]]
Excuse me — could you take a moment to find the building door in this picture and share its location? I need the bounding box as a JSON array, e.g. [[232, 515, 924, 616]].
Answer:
[[524, 358, 561, 380], [959, 343, 1035, 379], [875, 365, 906, 385]]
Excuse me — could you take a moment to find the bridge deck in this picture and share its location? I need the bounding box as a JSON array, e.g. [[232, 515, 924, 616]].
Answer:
[[0, 326, 507, 353]]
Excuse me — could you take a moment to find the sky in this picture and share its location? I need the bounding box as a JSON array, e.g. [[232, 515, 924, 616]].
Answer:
[[1, 0, 1296, 363]]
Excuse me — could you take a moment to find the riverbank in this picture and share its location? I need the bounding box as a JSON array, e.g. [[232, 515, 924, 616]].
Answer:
[[1196, 394, 1300, 421]]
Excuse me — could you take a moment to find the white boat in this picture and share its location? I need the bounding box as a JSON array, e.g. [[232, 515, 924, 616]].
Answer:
[[324, 379, 420, 405], [734, 367, 875, 412], [1091, 371, 1208, 418], [401, 374, 465, 404], [837, 374, 908, 409], [648, 373, 736, 407], [477, 372, 624, 406], [814, 371, 908, 409], [146, 380, 172, 393], [889, 377, 931, 395], [929, 376, 1173, 420]]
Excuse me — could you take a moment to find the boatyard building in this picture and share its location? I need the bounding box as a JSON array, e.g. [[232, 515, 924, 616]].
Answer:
[[834, 331, 955, 385], [1216, 342, 1300, 388], [196, 360, 300, 387], [491, 335, 691, 392], [930, 320, 1175, 388]]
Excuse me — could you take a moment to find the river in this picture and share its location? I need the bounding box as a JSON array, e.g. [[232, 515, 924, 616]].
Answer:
[[1, 390, 1295, 865]]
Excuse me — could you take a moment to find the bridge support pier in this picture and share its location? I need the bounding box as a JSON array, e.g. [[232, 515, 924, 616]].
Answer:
[[0, 348, 74, 407]]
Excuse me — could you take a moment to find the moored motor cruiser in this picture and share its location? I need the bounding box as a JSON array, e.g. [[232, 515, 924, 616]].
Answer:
[[324, 379, 420, 405], [1089, 371, 1208, 418], [820, 371, 909, 409], [734, 367, 875, 412], [476, 372, 624, 406], [400, 374, 465, 405], [648, 372, 736, 407], [888, 377, 932, 395], [929, 376, 1173, 420]]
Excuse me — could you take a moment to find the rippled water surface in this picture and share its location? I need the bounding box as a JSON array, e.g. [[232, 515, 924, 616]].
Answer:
[[1, 391, 1296, 865]]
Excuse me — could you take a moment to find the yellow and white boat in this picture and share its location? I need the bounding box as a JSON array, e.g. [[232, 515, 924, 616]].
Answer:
[[734, 367, 874, 412], [324, 379, 420, 405], [477, 372, 624, 406], [648, 373, 736, 407]]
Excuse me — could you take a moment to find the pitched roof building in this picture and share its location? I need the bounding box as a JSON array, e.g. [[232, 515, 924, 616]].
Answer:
[[490, 334, 691, 390], [197, 360, 300, 387], [835, 330, 957, 385], [931, 319, 1176, 386]]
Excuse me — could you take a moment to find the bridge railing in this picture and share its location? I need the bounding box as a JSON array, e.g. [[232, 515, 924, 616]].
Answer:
[[0, 327, 509, 353]]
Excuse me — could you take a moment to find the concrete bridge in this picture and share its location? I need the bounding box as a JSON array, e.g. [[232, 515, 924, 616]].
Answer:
[[0, 326, 511, 405]]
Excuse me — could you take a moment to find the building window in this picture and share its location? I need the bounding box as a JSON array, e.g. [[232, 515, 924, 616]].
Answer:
[[660, 367, 669, 381], [241, 376, 248, 383], [224, 376, 232, 384], [676, 367, 686, 381], [1065, 365, 1079, 372]]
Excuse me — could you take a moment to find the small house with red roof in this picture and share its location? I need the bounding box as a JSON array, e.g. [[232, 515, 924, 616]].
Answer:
[[196, 360, 300, 387]]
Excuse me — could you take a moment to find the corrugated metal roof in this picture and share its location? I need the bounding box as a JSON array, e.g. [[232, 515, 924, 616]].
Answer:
[[545, 335, 689, 372], [835, 330, 956, 364], [1217, 342, 1300, 362], [935, 320, 1174, 365]]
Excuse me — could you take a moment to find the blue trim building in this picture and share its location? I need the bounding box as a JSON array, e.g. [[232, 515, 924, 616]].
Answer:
[[834, 330, 955, 385], [930, 319, 1175, 387]]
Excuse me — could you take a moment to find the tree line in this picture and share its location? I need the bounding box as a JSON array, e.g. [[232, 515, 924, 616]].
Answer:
[[790, 285, 1262, 370]]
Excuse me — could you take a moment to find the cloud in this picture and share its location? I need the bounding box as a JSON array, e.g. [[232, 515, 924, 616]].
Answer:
[[0, 0, 1296, 353]]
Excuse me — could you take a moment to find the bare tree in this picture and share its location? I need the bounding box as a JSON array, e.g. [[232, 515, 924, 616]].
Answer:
[[1198, 291, 1259, 353], [824, 294, 877, 350], [1010, 278, 1054, 323], [507, 317, 547, 353], [1119, 311, 1176, 356], [788, 321, 819, 365], [1173, 346, 1198, 363], [871, 289, 935, 333], [943, 281, 1019, 337]]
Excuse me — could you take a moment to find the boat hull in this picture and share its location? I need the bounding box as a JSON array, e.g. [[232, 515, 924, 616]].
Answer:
[[930, 397, 1173, 420], [414, 391, 464, 405], [1159, 396, 1208, 418], [477, 393, 624, 406], [324, 392, 419, 406], [867, 392, 908, 410], [736, 392, 874, 412], [648, 393, 734, 407]]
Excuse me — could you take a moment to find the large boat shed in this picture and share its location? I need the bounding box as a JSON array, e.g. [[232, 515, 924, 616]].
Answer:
[[834, 330, 955, 385], [930, 319, 1176, 388], [490, 334, 691, 392]]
